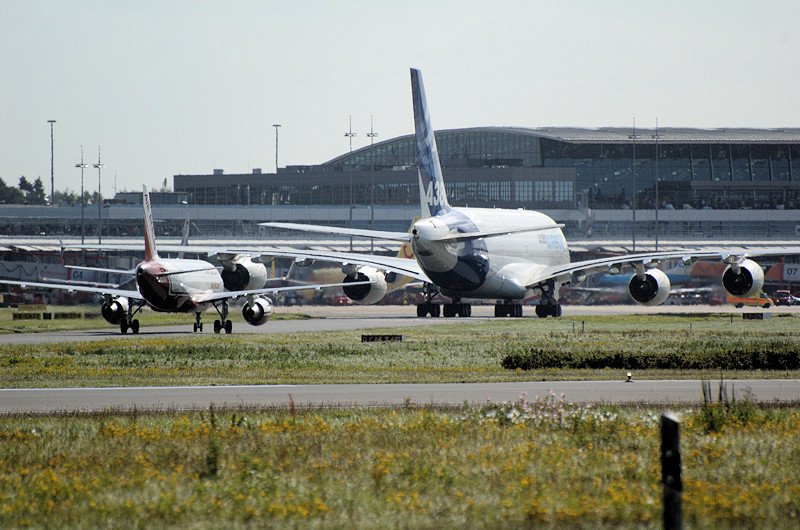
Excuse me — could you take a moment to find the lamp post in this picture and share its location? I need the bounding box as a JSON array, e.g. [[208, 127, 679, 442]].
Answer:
[[47, 120, 56, 204], [93, 147, 105, 244], [344, 115, 357, 251], [272, 124, 281, 172], [629, 118, 637, 252], [75, 146, 88, 245], [367, 115, 378, 252], [652, 118, 661, 252]]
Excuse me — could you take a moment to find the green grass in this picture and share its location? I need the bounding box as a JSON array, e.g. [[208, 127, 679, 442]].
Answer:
[[1, 402, 799, 528], [1, 312, 799, 387], [0, 306, 316, 334]]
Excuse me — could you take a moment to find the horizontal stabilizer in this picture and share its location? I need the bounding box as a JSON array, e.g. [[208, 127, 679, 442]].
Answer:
[[261, 222, 411, 242], [432, 224, 565, 243]]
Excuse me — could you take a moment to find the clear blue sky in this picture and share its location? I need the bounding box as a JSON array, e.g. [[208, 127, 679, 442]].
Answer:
[[2, 0, 798, 196]]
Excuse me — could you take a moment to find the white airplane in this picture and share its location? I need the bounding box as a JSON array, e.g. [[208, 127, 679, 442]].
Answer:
[[0, 187, 371, 334], [62, 68, 798, 319], [255, 68, 799, 318]]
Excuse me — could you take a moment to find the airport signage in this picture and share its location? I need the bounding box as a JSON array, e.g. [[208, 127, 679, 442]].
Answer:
[[361, 334, 404, 342], [783, 265, 800, 282]]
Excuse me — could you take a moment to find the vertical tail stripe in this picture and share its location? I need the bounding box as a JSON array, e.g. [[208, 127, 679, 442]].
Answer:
[[411, 68, 450, 217], [142, 185, 159, 262]]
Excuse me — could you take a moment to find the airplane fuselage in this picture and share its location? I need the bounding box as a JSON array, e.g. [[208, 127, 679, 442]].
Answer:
[[135, 258, 222, 312], [411, 207, 569, 300]]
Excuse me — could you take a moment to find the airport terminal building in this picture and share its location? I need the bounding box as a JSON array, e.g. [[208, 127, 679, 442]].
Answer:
[[2, 126, 800, 241], [173, 127, 800, 238]]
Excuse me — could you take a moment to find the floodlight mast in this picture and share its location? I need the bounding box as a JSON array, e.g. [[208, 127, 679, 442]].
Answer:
[[345, 115, 357, 251], [93, 147, 105, 244], [47, 120, 56, 204], [272, 124, 281, 172], [75, 146, 89, 245], [367, 115, 378, 251]]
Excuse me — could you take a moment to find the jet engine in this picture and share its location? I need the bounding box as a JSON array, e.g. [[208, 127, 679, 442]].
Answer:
[[242, 297, 273, 326], [627, 268, 671, 306], [722, 259, 764, 298], [101, 296, 129, 325], [221, 257, 268, 291], [343, 266, 387, 305]]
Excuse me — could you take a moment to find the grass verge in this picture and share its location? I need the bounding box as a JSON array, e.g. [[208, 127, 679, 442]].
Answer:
[[1, 401, 798, 528], [1, 312, 799, 387]]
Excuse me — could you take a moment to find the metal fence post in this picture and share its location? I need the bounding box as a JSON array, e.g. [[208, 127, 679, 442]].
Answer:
[[661, 412, 683, 529]]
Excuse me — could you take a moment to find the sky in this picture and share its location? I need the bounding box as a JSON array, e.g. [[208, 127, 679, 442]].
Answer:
[[1, 0, 799, 197]]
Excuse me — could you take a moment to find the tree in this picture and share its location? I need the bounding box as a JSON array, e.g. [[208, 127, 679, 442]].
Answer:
[[19, 176, 33, 194], [29, 177, 47, 204], [0, 177, 25, 204]]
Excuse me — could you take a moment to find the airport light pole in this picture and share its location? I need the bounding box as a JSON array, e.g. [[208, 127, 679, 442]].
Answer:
[[272, 124, 281, 172], [367, 115, 378, 252], [47, 120, 56, 204], [345, 115, 357, 251], [75, 146, 88, 245], [93, 147, 105, 244], [629, 118, 637, 252], [653, 118, 661, 252]]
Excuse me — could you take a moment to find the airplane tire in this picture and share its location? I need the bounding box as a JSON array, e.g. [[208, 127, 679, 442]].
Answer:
[[131, 319, 140, 334], [494, 304, 508, 317], [535, 305, 547, 318], [193, 323, 198, 332], [416, 304, 427, 317], [443, 304, 454, 318], [224, 320, 232, 334], [120, 320, 129, 334], [214, 320, 222, 334], [431, 304, 440, 317]]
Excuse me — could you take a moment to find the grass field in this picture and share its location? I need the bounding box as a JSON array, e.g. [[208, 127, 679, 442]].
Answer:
[[3, 310, 800, 527], [0, 306, 314, 335], [1, 311, 799, 388], [2, 401, 799, 528]]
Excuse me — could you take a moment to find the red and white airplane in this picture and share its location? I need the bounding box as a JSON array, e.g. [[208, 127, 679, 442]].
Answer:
[[0, 187, 371, 334]]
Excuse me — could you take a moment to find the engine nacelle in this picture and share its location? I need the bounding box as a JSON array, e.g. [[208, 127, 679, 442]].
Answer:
[[343, 266, 387, 305], [242, 297, 273, 326], [722, 259, 764, 298], [628, 268, 671, 306], [221, 258, 268, 291], [101, 296, 129, 325]]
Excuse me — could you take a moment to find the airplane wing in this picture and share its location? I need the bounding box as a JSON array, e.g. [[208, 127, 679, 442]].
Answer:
[[0, 279, 142, 300], [66, 264, 137, 275], [261, 222, 412, 242], [527, 246, 800, 288], [64, 242, 429, 282], [195, 280, 374, 303]]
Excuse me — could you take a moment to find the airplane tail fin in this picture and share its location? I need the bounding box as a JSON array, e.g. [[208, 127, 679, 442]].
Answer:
[[411, 68, 450, 218], [143, 185, 160, 262]]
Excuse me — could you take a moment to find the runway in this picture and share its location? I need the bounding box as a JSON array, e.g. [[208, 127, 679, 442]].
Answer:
[[2, 379, 798, 413]]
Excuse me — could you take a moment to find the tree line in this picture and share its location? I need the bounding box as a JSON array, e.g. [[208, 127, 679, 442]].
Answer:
[[0, 176, 101, 205]]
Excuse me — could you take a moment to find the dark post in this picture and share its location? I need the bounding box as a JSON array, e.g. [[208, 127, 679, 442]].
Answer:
[[661, 412, 683, 529]]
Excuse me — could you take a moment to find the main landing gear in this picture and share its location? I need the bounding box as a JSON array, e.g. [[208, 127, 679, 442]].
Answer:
[[533, 281, 562, 318], [211, 300, 233, 334], [119, 300, 144, 334]]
